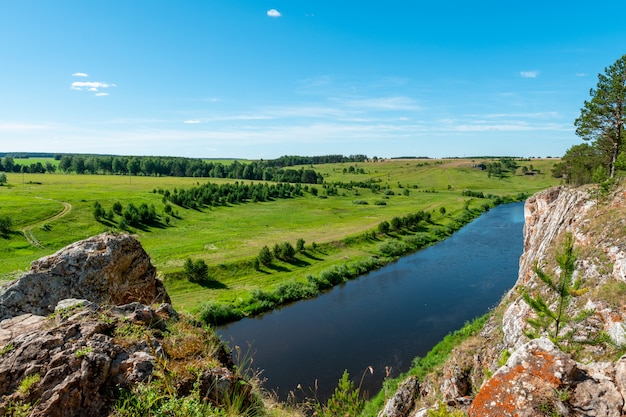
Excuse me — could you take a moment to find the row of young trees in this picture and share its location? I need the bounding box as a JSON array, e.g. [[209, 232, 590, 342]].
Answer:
[[158, 181, 306, 209], [553, 54, 626, 185], [93, 200, 162, 229]]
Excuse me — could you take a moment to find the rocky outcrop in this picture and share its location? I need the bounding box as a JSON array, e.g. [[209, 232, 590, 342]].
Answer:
[[0, 232, 169, 320], [0, 302, 244, 417], [0, 233, 251, 417], [380, 184, 626, 416], [468, 338, 625, 417]]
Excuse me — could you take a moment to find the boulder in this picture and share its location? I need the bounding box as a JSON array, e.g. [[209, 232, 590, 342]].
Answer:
[[468, 338, 625, 417], [0, 303, 244, 417], [0, 232, 169, 320]]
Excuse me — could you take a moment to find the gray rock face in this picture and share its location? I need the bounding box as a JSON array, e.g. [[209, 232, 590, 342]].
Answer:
[[380, 184, 626, 417], [0, 303, 243, 417], [0, 232, 169, 320]]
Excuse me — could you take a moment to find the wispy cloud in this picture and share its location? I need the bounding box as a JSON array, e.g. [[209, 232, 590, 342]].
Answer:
[[71, 81, 113, 90], [72, 72, 89, 77], [340, 96, 421, 111], [576, 73, 587, 77], [71, 78, 116, 96], [184, 120, 201, 124], [267, 9, 281, 17], [520, 70, 540, 78]]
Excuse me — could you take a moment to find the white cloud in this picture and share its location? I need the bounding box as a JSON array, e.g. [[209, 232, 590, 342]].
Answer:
[[184, 120, 201, 124], [267, 9, 281, 17], [71, 81, 112, 89], [576, 73, 587, 77], [520, 71, 540, 78], [72, 72, 89, 77], [71, 80, 115, 96]]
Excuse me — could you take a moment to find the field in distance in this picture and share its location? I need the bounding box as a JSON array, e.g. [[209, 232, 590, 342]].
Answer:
[[0, 157, 559, 313]]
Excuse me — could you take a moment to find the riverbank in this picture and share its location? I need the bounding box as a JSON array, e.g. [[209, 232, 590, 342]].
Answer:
[[217, 202, 525, 402], [187, 193, 526, 326]]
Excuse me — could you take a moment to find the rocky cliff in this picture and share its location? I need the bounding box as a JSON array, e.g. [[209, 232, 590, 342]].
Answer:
[[381, 184, 626, 416], [0, 233, 255, 417]]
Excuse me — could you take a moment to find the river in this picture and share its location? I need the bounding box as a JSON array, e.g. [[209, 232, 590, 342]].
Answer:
[[217, 202, 525, 400]]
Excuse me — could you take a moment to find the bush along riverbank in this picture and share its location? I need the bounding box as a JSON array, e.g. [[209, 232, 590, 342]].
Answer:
[[182, 193, 528, 326]]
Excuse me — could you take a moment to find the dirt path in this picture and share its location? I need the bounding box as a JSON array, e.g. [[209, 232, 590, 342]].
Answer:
[[22, 200, 72, 249]]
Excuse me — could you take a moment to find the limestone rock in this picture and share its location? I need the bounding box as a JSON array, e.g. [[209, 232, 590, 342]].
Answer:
[[379, 376, 419, 417], [468, 338, 579, 417], [0, 232, 169, 320], [380, 184, 626, 416], [0, 303, 244, 417]]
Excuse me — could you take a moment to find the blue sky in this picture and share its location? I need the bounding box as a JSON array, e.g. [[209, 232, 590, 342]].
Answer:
[[1, 1, 625, 160]]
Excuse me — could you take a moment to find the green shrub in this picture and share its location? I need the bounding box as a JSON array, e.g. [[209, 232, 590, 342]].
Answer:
[[0, 215, 13, 234], [274, 281, 318, 304], [319, 264, 351, 286], [198, 302, 242, 326], [404, 232, 434, 249], [183, 258, 210, 284], [378, 240, 409, 257]]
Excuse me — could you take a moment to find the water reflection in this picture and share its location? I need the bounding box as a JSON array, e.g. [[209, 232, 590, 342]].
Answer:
[[218, 202, 525, 400]]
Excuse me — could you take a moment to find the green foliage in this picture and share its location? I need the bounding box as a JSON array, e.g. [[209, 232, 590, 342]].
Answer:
[[0, 342, 15, 356], [315, 370, 365, 417], [551, 143, 604, 186], [574, 54, 626, 178], [296, 238, 305, 252], [198, 301, 242, 326], [93, 200, 105, 221], [113, 382, 222, 417], [183, 258, 210, 284], [427, 402, 467, 417], [498, 350, 511, 367], [112, 201, 123, 215], [523, 233, 586, 346], [377, 220, 390, 234], [17, 373, 40, 396], [257, 245, 273, 266], [0, 214, 13, 234], [277, 241, 296, 261], [74, 347, 92, 358], [0, 158, 559, 305], [0, 172, 7, 185], [378, 240, 410, 257], [4, 400, 34, 417]]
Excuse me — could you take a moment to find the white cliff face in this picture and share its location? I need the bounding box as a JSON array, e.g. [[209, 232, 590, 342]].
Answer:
[[382, 184, 626, 416]]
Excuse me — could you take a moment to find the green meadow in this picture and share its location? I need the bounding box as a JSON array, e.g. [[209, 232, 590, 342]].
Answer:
[[0, 157, 559, 315]]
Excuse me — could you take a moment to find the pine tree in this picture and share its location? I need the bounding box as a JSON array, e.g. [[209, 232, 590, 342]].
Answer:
[[575, 54, 626, 178], [523, 233, 587, 345]]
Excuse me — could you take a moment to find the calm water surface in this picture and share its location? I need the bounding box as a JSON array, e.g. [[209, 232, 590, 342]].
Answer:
[[217, 202, 525, 400]]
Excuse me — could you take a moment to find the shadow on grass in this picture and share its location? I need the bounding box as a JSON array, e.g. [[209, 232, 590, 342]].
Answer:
[[302, 251, 323, 261], [284, 257, 311, 267], [266, 264, 291, 273], [196, 279, 228, 289], [0, 230, 17, 240]]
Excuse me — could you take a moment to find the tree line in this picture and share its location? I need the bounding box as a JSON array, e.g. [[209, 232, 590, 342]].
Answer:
[[157, 181, 307, 209], [553, 54, 626, 185], [0, 154, 370, 184], [0, 157, 57, 174]]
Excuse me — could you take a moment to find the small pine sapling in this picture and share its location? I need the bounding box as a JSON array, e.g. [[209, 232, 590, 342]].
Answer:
[[523, 233, 589, 347]]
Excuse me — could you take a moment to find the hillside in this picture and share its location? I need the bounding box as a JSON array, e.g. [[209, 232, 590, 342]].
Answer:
[[377, 182, 626, 416]]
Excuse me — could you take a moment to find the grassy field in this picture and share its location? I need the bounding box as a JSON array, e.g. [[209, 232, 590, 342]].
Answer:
[[0, 157, 560, 314]]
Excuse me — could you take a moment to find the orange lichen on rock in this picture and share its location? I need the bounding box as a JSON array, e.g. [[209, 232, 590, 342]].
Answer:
[[468, 338, 575, 417]]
